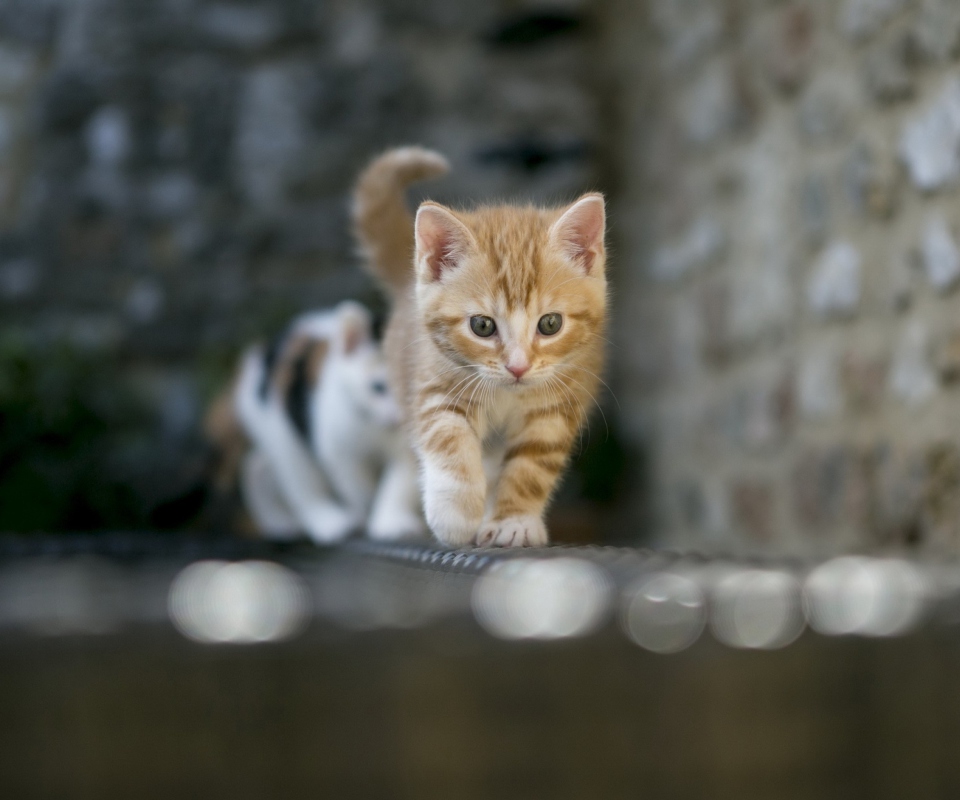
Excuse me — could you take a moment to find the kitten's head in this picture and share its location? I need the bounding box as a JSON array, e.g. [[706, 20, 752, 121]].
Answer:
[[413, 194, 606, 389], [329, 302, 402, 428]]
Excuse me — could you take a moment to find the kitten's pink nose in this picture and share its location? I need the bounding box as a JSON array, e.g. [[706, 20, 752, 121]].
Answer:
[[507, 364, 529, 380]]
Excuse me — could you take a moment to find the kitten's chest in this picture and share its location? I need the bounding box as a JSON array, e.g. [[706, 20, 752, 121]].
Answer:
[[477, 390, 524, 447]]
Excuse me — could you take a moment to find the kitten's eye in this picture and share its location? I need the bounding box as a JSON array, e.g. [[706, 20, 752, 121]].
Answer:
[[470, 316, 496, 337], [371, 381, 388, 395], [537, 313, 563, 336]]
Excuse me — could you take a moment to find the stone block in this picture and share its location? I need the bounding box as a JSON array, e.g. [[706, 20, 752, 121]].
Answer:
[[681, 61, 750, 147], [933, 327, 960, 382], [197, 4, 285, 52], [807, 240, 861, 318], [921, 213, 960, 292], [792, 446, 870, 531], [0, 0, 59, 47], [697, 277, 732, 364], [723, 367, 793, 451], [798, 73, 861, 143], [910, 0, 960, 62], [839, 0, 913, 42], [899, 77, 960, 191], [730, 479, 774, 541], [864, 33, 914, 104], [84, 106, 131, 168], [869, 443, 926, 545], [124, 278, 164, 325], [798, 344, 843, 419], [841, 349, 889, 411], [37, 69, 102, 134], [922, 442, 960, 543], [756, 2, 816, 95], [798, 173, 830, 246], [650, 0, 723, 72], [0, 258, 40, 300], [233, 63, 308, 211], [729, 260, 793, 345], [0, 44, 40, 97], [649, 215, 724, 282], [889, 321, 938, 405], [842, 140, 900, 218]]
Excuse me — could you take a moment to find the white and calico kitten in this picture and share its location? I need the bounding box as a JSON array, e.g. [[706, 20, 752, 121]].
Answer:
[[211, 300, 425, 543]]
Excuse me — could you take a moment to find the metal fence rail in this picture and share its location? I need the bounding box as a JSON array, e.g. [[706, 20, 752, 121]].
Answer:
[[0, 533, 953, 652]]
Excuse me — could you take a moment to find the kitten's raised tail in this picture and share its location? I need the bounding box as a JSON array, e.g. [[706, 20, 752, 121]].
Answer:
[[353, 146, 449, 295]]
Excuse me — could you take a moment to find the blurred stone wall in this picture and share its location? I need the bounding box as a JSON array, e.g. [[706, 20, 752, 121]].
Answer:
[[606, 0, 960, 554], [0, 0, 601, 528]]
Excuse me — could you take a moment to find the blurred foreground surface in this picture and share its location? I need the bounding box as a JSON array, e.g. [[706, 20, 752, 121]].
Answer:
[[1, 536, 959, 798]]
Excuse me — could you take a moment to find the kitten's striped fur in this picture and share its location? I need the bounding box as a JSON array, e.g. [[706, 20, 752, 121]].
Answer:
[[354, 147, 607, 547]]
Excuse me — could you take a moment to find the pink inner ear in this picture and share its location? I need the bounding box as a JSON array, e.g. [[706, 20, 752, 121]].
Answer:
[[553, 194, 606, 274], [415, 205, 470, 282]]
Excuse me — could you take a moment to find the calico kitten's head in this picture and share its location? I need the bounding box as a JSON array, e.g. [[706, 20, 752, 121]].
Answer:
[[413, 194, 606, 388], [328, 302, 402, 427]]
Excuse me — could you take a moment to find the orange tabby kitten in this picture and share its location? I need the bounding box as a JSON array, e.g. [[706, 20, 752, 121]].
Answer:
[[354, 147, 607, 547]]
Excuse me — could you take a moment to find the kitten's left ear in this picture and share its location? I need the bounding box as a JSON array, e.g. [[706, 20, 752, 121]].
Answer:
[[549, 193, 606, 275], [336, 301, 373, 355]]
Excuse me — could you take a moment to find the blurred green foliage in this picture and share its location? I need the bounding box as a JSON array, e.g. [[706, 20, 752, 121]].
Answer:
[[0, 334, 149, 531]]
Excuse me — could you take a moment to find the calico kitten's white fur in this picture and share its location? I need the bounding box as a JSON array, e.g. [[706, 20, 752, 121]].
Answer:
[[225, 301, 424, 543]]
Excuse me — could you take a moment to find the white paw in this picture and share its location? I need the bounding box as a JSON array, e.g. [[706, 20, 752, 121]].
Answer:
[[425, 496, 480, 547], [475, 515, 548, 548], [367, 510, 427, 541], [422, 469, 482, 546], [301, 505, 361, 544]]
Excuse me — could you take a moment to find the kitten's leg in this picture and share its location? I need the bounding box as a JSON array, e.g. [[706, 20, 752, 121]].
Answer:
[[417, 407, 486, 546], [367, 453, 426, 540], [324, 455, 378, 520], [477, 422, 574, 548], [255, 414, 361, 544], [240, 449, 300, 539], [235, 349, 358, 543]]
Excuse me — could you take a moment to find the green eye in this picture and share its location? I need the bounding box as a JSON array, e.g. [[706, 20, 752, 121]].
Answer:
[[537, 313, 562, 336], [470, 315, 496, 337]]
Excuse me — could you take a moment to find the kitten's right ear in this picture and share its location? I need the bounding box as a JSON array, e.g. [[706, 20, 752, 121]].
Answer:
[[414, 203, 473, 282]]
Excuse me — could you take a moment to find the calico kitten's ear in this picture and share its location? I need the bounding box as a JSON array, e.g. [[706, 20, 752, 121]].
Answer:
[[415, 202, 473, 282], [336, 301, 372, 355], [549, 193, 606, 275]]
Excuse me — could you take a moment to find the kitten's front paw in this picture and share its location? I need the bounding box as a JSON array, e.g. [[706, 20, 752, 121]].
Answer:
[[476, 515, 548, 548], [425, 500, 480, 547], [301, 505, 361, 544], [422, 468, 483, 546]]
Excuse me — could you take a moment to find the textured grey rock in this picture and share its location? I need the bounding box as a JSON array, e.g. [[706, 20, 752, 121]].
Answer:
[[864, 35, 914, 103], [839, 0, 913, 42], [0, 258, 39, 299], [921, 214, 960, 292], [843, 140, 900, 218], [911, 0, 960, 62], [899, 78, 960, 191], [84, 106, 130, 167], [650, 0, 722, 71], [681, 63, 745, 146], [0, 43, 39, 96], [198, 4, 284, 51], [889, 322, 937, 405], [125, 278, 165, 325], [798, 345, 843, 419], [799, 75, 860, 142], [798, 174, 830, 245], [234, 64, 307, 211], [145, 173, 198, 220], [808, 241, 862, 318], [650, 216, 724, 282]]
